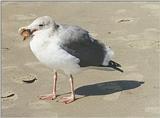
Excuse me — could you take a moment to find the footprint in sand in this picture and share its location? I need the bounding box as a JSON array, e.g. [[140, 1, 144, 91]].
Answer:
[[128, 39, 157, 50], [1, 90, 18, 109], [123, 73, 144, 81], [103, 91, 121, 101], [127, 28, 159, 49], [123, 65, 138, 72], [28, 100, 52, 109]]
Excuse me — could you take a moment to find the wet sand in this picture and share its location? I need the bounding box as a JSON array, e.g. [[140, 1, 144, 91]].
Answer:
[[1, 2, 160, 118]]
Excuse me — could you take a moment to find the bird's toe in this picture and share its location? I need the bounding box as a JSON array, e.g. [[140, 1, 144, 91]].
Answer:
[[39, 94, 56, 100], [58, 96, 75, 104]]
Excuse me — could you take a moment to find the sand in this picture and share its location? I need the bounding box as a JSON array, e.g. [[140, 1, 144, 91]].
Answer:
[[1, 1, 160, 118]]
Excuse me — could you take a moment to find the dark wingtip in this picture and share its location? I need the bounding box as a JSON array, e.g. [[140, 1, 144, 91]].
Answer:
[[114, 67, 124, 73], [109, 60, 121, 67], [107, 60, 124, 73], [139, 81, 145, 84]]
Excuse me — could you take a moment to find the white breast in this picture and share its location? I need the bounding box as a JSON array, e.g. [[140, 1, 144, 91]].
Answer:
[[29, 29, 81, 74]]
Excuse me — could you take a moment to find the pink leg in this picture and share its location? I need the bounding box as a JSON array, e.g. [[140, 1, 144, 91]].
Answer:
[[39, 71, 57, 100], [59, 75, 75, 104]]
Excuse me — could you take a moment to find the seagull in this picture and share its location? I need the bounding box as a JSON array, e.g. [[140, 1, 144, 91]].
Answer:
[[18, 16, 123, 104]]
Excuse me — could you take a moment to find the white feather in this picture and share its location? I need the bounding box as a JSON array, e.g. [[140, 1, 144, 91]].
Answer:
[[102, 46, 114, 66], [30, 27, 81, 75]]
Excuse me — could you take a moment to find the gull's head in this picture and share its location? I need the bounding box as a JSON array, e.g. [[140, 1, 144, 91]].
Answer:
[[18, 16, 55, 40]]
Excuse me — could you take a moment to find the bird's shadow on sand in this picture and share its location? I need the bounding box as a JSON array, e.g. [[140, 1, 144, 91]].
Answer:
[[75, 80, 144, 97]]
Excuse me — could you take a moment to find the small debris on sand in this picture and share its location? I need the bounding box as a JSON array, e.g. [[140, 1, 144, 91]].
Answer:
[[22, 77, 37, 84], [1, 47, 10, 50], [1, 93, 15, 99], [118, 19, 131, 23]]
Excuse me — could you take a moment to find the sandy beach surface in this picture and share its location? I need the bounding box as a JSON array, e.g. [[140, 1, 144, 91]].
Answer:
[[1, 2, 160, 118]]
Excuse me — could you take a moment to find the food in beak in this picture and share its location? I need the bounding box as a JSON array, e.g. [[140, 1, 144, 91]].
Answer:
[[19, 27, 38, 40], [20, 29, 32, 40]]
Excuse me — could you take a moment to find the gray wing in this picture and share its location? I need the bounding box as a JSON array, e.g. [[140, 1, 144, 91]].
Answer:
[[58, 25, 107, 67]]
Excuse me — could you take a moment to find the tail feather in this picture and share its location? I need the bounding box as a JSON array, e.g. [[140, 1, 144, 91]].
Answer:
[[108, 60, 121, 68], [101, 60, 124, 73]]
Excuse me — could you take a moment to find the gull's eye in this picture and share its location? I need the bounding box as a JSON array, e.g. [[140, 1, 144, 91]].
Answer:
[[39, 24, 44, 27]]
